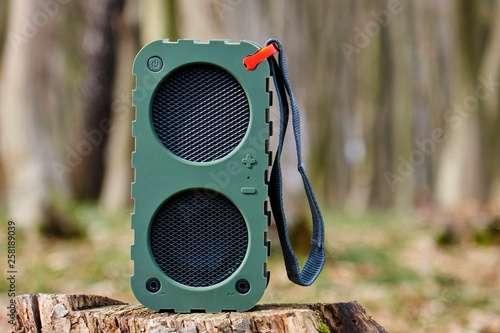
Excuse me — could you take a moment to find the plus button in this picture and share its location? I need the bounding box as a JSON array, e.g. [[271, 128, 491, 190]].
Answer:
[[242, 154, 256, 168]]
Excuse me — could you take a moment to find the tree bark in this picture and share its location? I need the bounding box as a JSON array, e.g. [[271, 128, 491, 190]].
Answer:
[[14, 294, 387, 333]]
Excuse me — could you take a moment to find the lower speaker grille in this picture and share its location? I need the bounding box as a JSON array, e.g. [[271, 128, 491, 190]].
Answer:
[[152, 64, 250, 162], [150, 190, 248, 287]]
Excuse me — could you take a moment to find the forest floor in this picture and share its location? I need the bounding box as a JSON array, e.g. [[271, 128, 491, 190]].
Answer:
[[1, 205, 499, 332]]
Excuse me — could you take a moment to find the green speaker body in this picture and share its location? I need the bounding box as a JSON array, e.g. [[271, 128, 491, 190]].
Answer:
[[131, 40, 271, 312]]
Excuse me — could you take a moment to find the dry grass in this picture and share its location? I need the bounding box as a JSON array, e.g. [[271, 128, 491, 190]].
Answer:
[[1, 205, 499, 332]]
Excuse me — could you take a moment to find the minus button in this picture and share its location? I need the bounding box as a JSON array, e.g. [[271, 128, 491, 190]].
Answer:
[[241, 187, 256, 194]]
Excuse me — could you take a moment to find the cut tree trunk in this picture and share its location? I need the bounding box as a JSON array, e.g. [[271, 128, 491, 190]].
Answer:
[[13, 294, 387, 333]]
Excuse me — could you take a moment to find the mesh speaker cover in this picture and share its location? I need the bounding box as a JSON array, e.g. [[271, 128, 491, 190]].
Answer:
[[150, 190, 248, 287], [152, 64, 250, 162]]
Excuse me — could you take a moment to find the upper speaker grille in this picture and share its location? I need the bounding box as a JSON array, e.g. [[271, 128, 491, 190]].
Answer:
[[150, 190, 248, 287], [151, 64, 250, 162]]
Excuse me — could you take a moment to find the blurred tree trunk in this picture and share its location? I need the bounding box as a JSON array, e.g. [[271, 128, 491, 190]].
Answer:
[[478, 1, 500, 203], [0, 0, 72, 235], [306, 0, 349, 206], [368, 24, 394, 208], [177, 0, 224, 39], [138, 0, 176, 42], [0, 0, 6, 199], [70, 0, 124, 199], [0, 1, 8, 61], [408, 2, 435, 207], [0, 0, 47, 229], [99, 1, 138, 210], [435, 1, 487, 209]]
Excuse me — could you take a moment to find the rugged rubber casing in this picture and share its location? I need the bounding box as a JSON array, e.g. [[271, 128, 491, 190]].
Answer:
[[131, 39, 271, 313]]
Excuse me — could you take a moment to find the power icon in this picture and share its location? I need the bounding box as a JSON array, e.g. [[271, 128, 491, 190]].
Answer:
[[147, 56, 163, 72]]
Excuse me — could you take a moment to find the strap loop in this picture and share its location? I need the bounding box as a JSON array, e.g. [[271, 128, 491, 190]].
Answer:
[[265, 38, 326, 286]]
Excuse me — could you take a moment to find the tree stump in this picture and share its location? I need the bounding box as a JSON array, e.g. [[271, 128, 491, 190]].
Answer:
[[13, 294, 387, 333]]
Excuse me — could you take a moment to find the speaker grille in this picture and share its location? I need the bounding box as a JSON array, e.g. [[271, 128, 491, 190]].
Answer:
[[150, 190, 248, 287], [152, 64, 250, 162]]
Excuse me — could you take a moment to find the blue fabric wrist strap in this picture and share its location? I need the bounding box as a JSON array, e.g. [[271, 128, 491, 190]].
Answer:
[[265, 38, 326, 286]]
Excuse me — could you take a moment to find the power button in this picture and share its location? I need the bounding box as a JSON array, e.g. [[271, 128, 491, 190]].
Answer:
[[147, 56, 163, 72]]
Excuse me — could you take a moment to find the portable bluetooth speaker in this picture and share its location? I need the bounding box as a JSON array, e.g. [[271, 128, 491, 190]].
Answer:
[[132, 39, 325, 313], [131, 40, 271, 312]]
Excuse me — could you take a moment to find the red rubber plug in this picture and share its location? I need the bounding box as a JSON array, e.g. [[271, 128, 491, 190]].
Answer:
[[243, 43, 279, 70]]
